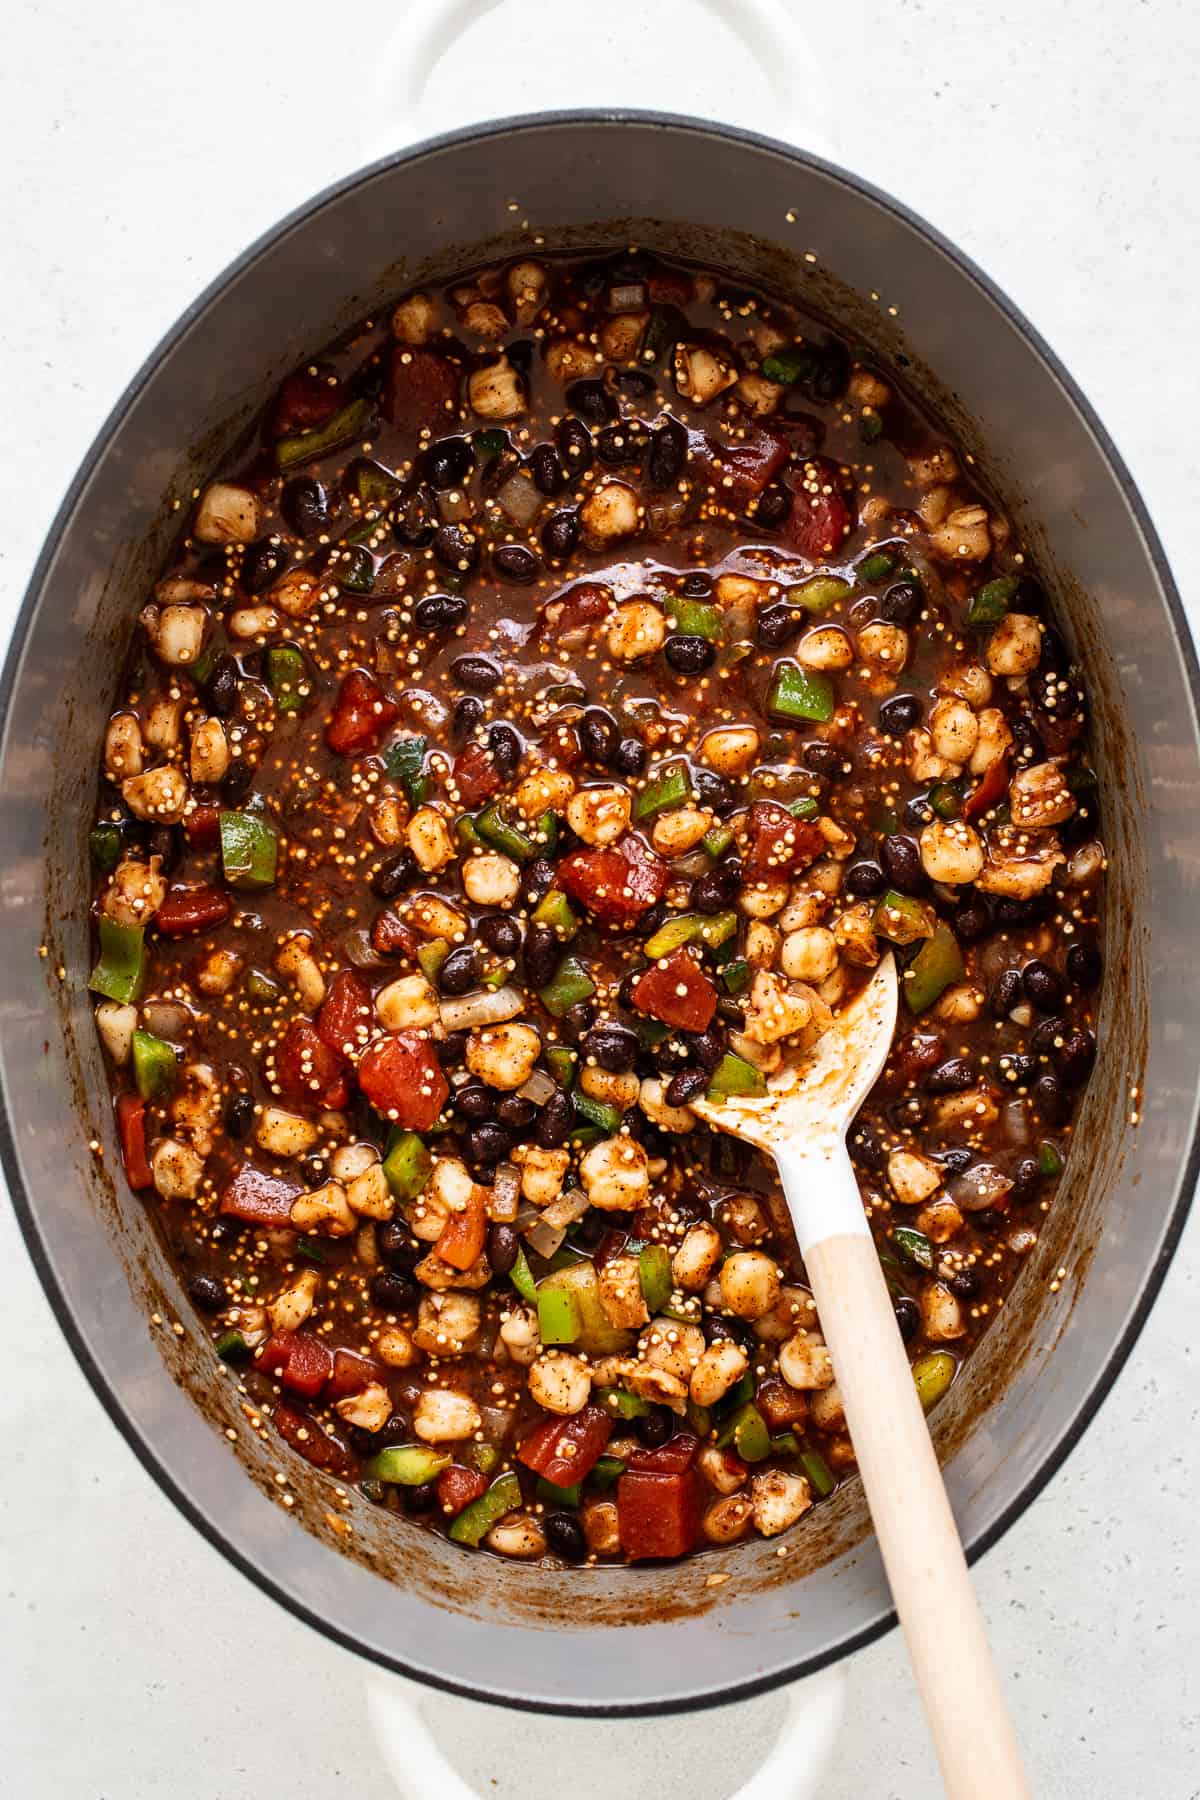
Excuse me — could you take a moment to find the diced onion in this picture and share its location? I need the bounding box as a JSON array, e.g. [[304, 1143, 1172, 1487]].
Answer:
[[950, 1161, 1015, 1212], [541, 1187, 591, 1230], [673, 849, 713, 877], [1002, 1100, 1031, 1147], [495, 472, 542, 527], [607, 283, 646, 311], [517, 1068, 556, 1105], [140, 1000, 191, 1040], [342, 926, 384, 968], [478, 1404, 514, 1441], [524, 1217, 566, 1260], [489, 1163, 521, 1224], [438, 984, 525, 1032]]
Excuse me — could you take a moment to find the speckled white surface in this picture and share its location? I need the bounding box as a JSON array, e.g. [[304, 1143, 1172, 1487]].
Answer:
[[3, 2, 1199, 1794]]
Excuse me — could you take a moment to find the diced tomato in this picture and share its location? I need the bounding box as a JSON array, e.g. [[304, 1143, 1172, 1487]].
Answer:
[[219, 1162, 301, 1226], [778, 457, 852, 560], [383, 346, 460, 433], [372, 910, 419, 959], [258, 1330, 334, 1399], [356, 1031, 448, 1129], [625, 1432, 699, 1475], [435, 1185, 487, 1271], [555, 837, 668, 928], [517, 1404, 613, 1488], [325, 668, 399, 757], [962, 753, 1009, 822], [183, 804, 221, 848], [742, 800, 825, 885], [713, 431, 790, 510], [617, 1470, 702, 1561], [631, 948, 717, 1032], [156, 886, 233, 937], [647, 270, 693, 306], [274, 1018, 350, 1110], [437, 1464, 488, 1518], [543, 720, 582, 767], [453, 741, 503, 806], [328, 1347, 384, 1399], [756, 1376, 809, 1431], [116, 1093, 152, 1191], [273, 1400, 345, 1472], [268, 366, 343, 438], [317, 969, 374, 1059], [542, 580, 613, 639]]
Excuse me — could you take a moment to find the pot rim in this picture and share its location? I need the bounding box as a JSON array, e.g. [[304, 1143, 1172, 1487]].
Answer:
[[3, 107, 1196, 1716]]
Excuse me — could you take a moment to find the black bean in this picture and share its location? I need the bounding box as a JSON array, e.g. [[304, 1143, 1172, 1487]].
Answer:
[[1066, 942, 1103, 989], [452, 695, 486, 740], [506, 338, 534, 374], [541, 508, 580, 560], [535, 1089, 574, 1148], [522, 922, 561, 988], [566, 378, 617, 424], [1000, 1052, 1036, 1086], [989, 968, 1022, 1019], [925, 1058, 975, 1093], [301, 1155, 326, 1187], [680, 571, 713, 598], [653, 1036, 690, 1074], [451, 653, 501, 692], [716, 996, 746, 1029], [145, 824, 179, 876], [439, 946, 479, 995], [879, 579, 922, 626], [204, 654, 240, 718], [597, 421, 645, 465], [848, 1120, 886, 1171], [756, 603, 804, 649], [454, 1084, 493, 1122], [1030, 1016, 1067, 1058], [845, 859, 885, 898], [1055, 1028, 1096, 1086], [1034, 1071, 1071, 1124], [488, 721, 522, 776], [414, 591, 469, 633], [370, 1270, 415, 1311], [435, 1030, 468, 1067], [579, 707, 619, 764], [691, 862, 742, 914], [377, 1412, 410, 1449], [691, 767, 732, 814], [521, 858, 555, 907], [392, 486, 437, 547], [496, 1094, 536, 1129], [581, 1023, 640, 1072], [878, 694, 922, 735], [754, 484, 794, 529], [427, 435, 473, 490], [1011, 1157, 1041, 1203], [433, 523, 480, 573], [635, 1406, 674, 1448], [934, 1147, 973, 1176], [994, 894, 1046, 927], [691, 1024, 727, 1073], [225, 1092, 254, 1139], [554, 416, 594, 474], [241, 536, 286, 594], [616, 970, 642, 1011], [493, 543, 540, 584], [666, 1066, 709, 1108], [1022, 960, 1064, 1013], [637, 901, 669, 940], [221, 759, 255, 807], [560, 1000, 596, 1041], [952, 896, 990, 942], [544, 1512, 587, 1562], [280, 476, 330, 538], [903, 795, 935, 830], [467, 1122, 511, 1169], [880, 833, 927, 894], [530, 443, 566, 496], [1009, 715, 1045, 768], [188, 1273, 227, 1313], [803, 741, 842, 776], [704, 1314, 755, 1352], [487, 1222, 520, 1277], [405, 1481, 437, 1514], [378, 1222, 420, 1270], [612, 737, 647, 777], [894, 1296, 921, 1342], [949, 1270, 979, 1299], [479, 915, 521, 956], [648, 418, 687, 489], [371, 849, 417, 900]]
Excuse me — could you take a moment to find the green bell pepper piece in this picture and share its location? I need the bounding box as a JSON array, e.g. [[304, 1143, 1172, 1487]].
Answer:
[[536, 1282, 582, 1346], [534, 810, 559, 853], [905, 923, 965, 1014], [219, 810, 279, 891], [382, 1129, 432, 1203], [760, 346, 820, 385], [350, 458, 400, 506], [715, 1371, 755, 1417], [644, 910, 737, 961], [131, 1029, 178, 1100], [449, 1471, 522, 1546], [214, 1329, 250, 1364], [266, 645, 307, 714], [720, 959, 752, 996], [589, 1454, 626, 1492], [416, 938, 449, 982], [716, 1401, 770, 1462], [786, 574, 851, 613], [788, 796, 820, 820], [335, 544, 375, 593], [702, 822, 734, 858], [967, 574, 1019, 626], [545, 1045, 577, 1087], [767, 660, 835, 725], [275, 396, 372, 471], [89, 823, 122, 871], [800, 1447, 836, 1497], [707, 1052, 767, 1099], [595, 1386, 651, 1420], [911, 1351, 957, 1412], [536, 1475, 582, 1507], [509, 1245, 538, 1305], [929, 781, 962, 821], [468, 1443, 501, 1476], [767, 1431, 801, 1458], [456, 813, 484, 850], [475, 802, 537, 862], [88, 917, 146, 1004], [1038, 1141, 1063, 1178], [572, 1091, 622, 1137], [538, 955, 596, 1018], [893, 1225, 935, 1272], [638, 1243, 673, 1314], [532, 888, 578, 940], [873, 889, 937, 947], [668, 598, 723, 639], [687, 1400, 713, 1438], [365, 1445, 452, 1485], [244, 969, 281, 1002], [633, 761, 693, 821], [384, 734, 429, 806], [857, 549, 897, 583], [472, 428, 508, 460]]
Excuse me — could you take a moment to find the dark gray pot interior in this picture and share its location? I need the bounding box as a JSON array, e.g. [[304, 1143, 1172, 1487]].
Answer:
[[2, 112, 1196, 1714]]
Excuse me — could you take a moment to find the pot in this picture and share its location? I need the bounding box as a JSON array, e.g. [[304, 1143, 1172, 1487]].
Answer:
[[2, 112, 1196, 1715]]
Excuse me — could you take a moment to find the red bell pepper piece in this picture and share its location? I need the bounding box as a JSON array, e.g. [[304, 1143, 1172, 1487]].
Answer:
[[453, 742, 503, 806], [713, 431, 790, 509], [183, 804, 221, 848], [631, 948, 717, 1032], [356, 1031, 448, 1130], [742, 800, 825, 884], [116, 1093, 153, 1191], [325, 668, 399, 757], [383, 346, 460, 432], [273, 1018, 350, 1110], [647, 270, 693, 306], [258, 1330, 334, 1399], [317, 968, 374, 1059], [625, 1432, 699, 1475], [617, 1470, 703, 1560], [156, 886, 233, 937], [962, 753, 1010, 822], [273, 1400, 345, 1472], [437, 1464, 488, 1518], [555, 837, 668, 928], [542, 580, 613, 640], [435, 1185, 487, 1271], [219, 1162, 302, 1227], [371, 910, 419, 959], [778, 457, 852, 560], [517, 1404, 614, 1488], [328, 1347, 384, 1399]]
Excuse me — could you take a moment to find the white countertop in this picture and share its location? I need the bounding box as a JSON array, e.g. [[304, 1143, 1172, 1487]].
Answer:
[[3, 2, 1198, 1793]]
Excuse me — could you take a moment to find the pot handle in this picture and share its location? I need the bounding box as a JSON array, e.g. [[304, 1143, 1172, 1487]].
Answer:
[[366, 1665, 848, 1800], [365, 0, 858, 161]]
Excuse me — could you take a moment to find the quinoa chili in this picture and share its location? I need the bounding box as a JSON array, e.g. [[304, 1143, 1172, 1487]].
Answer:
[[86, 247, 1103, 1566]]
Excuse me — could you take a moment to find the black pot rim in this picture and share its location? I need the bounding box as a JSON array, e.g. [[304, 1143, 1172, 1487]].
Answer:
[[3, 107, 1196, 1718]]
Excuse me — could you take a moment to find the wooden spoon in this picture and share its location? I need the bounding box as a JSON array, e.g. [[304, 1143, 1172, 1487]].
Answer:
[[692, 953, 1029, 1799]]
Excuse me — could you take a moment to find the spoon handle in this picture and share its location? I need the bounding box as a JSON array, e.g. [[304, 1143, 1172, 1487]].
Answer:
[[780, 1149, 1031, 1800]]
